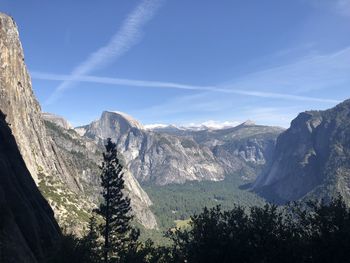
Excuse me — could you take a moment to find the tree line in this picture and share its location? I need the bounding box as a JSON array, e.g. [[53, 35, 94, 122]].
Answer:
[[49, 138, 350, 263]]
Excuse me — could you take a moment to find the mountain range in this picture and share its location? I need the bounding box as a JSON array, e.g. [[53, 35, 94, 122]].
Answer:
[[77, 112, 282, 185]]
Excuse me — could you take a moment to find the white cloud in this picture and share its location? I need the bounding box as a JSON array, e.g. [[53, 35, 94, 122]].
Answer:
[[144, 123, 170, 129], [46, 0, 163, 104], [185, 120, 241, 130]]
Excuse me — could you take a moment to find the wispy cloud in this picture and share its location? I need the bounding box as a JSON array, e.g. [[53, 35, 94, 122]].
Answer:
[[46, 0, 163, 104], [220, 45, 350, 95], [32, 71, 340, 104]]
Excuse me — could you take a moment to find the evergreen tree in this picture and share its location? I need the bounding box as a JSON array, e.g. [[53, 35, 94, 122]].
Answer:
[[79, 216, 101, 263], [96, 138, 136, 263]]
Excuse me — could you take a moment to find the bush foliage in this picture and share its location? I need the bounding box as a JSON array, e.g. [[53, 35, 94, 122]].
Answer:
[[50, 196, 350, 263]]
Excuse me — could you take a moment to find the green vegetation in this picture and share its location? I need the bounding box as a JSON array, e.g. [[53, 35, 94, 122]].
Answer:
[[167, 196, 350, 263], [143, 173, 265, 229], [37, 172, 93, 229], [44, 120, 75, 142], [174, 219, 191, 229], [50, 196, 350, 263]]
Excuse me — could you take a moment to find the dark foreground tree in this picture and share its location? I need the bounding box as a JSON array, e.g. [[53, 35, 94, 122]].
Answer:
[[79, 216, 101, 263], [167, 196, 350, 263], [96, 138, 139, 263]]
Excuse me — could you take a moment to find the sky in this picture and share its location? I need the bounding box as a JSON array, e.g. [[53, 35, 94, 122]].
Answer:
[[1, 0, 349, 128]]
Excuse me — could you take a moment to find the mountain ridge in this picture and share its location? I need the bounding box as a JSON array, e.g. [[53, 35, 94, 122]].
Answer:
[[254, 99, 350, 204], [78, 111, 283, 185]]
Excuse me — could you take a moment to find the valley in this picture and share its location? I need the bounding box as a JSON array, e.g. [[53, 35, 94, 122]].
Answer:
[[43, 110, 277, 233]]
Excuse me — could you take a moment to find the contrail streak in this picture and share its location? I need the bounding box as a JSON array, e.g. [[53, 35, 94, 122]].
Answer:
[[32, 72, 341, 104], [46, 0, 163, 104]]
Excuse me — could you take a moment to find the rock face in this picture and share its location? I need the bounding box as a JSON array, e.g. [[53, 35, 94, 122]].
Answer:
[[254, 99, 350, 204], [0, 13, 156, 230], [79, 111, 283, 185], [0, 111, 60, 263], [184, 122, 284, 180], [147, 121, 283, 181], [0, 13, 70, 184], [44, 119, 157, 229], [79, 111, 225, 185]]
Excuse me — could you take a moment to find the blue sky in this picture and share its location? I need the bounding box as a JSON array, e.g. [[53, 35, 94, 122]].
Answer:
[[1, 0, 349, 127]]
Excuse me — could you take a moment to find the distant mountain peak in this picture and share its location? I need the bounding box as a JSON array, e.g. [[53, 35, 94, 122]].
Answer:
[[240, 120, 256, 126], [103, 110, 144, 130]]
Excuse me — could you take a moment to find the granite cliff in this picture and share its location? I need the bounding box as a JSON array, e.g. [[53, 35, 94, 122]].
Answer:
[[165, 121, 283, 180], [254, 99, 350, 204], [0, 111, 60, 263]]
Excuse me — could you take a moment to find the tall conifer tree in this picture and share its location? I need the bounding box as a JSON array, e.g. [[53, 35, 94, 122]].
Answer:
[[97, 138, 134, 263]]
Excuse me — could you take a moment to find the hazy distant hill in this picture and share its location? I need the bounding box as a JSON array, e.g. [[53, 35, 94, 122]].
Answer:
[[254, 99, 350, 204]]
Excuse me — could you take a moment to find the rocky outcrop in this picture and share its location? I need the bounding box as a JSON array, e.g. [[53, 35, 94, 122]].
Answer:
[[45, 119, 157, 229], [0, 111, 60, 263], [254, 99, 350, 204], [0, 13, 156, 230]]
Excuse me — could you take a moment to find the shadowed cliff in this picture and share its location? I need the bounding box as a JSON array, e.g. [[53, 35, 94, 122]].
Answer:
[[0, 111, 61, 263]]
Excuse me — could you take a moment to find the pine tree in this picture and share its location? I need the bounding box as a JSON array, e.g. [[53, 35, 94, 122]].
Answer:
[[96, 138, 135, 263], [79, 216, 101, 263]]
